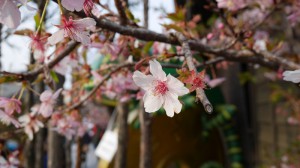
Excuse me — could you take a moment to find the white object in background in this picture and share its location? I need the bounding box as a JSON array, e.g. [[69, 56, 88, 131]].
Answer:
[[95, 130, 118, 162]]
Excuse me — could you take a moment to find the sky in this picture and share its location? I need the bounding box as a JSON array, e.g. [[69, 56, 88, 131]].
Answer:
[[0, 0, 175, 72]]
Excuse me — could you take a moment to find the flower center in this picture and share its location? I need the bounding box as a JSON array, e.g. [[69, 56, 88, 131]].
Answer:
[[154, 81, 168, 95], [193, 77, 205, 88]]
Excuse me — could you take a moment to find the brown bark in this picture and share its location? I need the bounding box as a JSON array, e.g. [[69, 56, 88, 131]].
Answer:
[[47, 128, 66, 168], [47, 74, 66, 168], [34, 128, 46, 168], [24, 139, 35, 168], [139, 101, 152, 168], [143, 0, 149, 29], [75, 138, 82, 168], [65, 140, 72, 168], [114, 102, 129, 168]]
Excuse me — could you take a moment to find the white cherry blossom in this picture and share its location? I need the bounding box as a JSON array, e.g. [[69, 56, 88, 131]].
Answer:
[[133, 59, 189, 117], [282, 69, 300, 83]]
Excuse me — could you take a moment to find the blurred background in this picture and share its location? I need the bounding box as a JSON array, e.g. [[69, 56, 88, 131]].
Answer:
[[1, 0, 300, 168]]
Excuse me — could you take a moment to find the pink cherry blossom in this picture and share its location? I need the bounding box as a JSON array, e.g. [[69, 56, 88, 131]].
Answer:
[[133, 59, 189, 117], [48, 16, 96, 45], [0, 109, 20, 128], [39, 89, 63, 118], [19, 112, 44, 140], [0, 97, 21, 115], [29, 34, 48, 62], [216, 0, 248, 11], [102, 72, 138, 102], [51, 112, 88, 140]]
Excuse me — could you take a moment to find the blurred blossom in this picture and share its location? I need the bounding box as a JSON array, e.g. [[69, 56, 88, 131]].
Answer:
[[39, 89, 63, 118], [216, 0, 248, 11], [282, 69, 300, 83], [19, 111, 44, 140], [0, 98, 21, 115]]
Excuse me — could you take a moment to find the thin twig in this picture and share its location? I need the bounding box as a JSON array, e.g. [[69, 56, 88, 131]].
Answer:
[[0, 41, 79, 82], [65, 62, 134, 112], [114, 0, 128, 25], [175, 33, 213, 113]]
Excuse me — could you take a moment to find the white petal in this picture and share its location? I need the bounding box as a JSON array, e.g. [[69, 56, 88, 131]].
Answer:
[[47, 29, 65, 45], [25, 126, 33, 140], [163, 92, 182, 117], [149, 59, 166, 81], [132, 71, 154, 90], [166, 74, 189, 96], [143, 92, 164, 112], [283, 70, 300, 83]]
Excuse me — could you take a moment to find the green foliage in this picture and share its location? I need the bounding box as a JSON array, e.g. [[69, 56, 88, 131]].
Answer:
[[200, 161, 223, 168], [238, 72, 257, 85], [0, 75, 19, 84], [50, 70, 59, 83], [142, 41, 154, 55]]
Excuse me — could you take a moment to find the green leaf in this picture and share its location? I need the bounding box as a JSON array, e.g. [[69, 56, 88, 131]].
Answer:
[[161, 24, 184, 33], [50, 71, 59, 83], [142, 41, 154, 55]]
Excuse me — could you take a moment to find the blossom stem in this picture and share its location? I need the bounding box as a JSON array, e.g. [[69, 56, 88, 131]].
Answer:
[[57, 0, 64, 15], [26, 85, 41, 96], [175, 33, 213, 113], [36, 0, 50, 34], [18, 86, 25, 101]]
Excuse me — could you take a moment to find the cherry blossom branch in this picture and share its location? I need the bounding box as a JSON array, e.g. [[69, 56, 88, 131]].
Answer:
[[175, 33, 213, 113], [0, 41, 79, 82], [65, 62, 134, 111], [82, 13, 299, 70]]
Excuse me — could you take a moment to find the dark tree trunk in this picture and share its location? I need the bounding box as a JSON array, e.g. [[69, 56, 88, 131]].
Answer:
[[139, 101, 152, 168], [47, 75, 66, 168], [75, 138, 82, 168], [34, 128, 46, 168], [0, 23, 2, 69], [24, 139, 35, 168], [65, 140, 72, 168], [114, 102, 129, 168]]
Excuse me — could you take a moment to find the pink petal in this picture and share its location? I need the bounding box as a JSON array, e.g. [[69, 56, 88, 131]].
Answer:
[[207, 77, 226, 88], [52, 88, 63, 99], [40, 103, 53, 118], [72, 31, 91, 45], [40, 90, 53, 102], [48, 29, 65, 45], [73, 18, 96, 30], [0, 0, 21, 29], [61, 0, 84, 12]]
